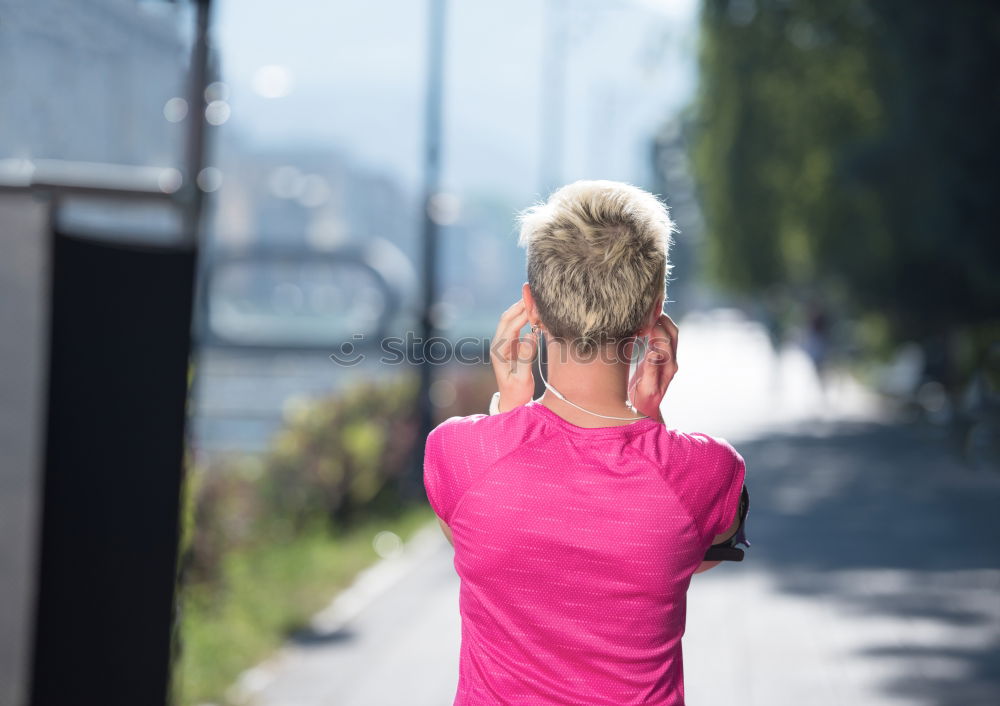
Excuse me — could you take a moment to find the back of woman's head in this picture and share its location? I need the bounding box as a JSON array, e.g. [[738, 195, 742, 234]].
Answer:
[[517, 179, 674, 357]]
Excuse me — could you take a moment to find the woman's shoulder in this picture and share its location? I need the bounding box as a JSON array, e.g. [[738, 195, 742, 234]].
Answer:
[[426, 405, 542, 473], [637, 424, 743, 468], [427, 404, 535, 446], [428, 409, 497, 436], [674, 428, 741, 457]]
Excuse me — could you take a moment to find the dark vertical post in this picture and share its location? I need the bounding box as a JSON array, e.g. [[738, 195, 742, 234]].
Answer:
[[411, 0, 448, 498], [183, 0, 212, 242], [186, 0, 213, 350]]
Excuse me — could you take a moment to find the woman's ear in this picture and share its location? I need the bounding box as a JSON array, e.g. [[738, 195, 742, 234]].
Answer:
[[522, 282, 541, 328], [636, 294, 665, 337]]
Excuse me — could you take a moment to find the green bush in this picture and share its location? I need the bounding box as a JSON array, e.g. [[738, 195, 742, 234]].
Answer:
[[181, 375, 419, 586], [263, 376, 420, 533]]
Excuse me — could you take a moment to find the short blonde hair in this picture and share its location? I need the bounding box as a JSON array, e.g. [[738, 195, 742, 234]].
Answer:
[[517, 179, 674, 356]]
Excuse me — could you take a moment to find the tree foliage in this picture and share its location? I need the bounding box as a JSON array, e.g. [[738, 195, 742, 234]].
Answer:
[[692, 0, 1000, 358]]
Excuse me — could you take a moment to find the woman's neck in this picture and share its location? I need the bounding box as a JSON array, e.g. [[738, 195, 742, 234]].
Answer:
[[539, 339, 645, 427]]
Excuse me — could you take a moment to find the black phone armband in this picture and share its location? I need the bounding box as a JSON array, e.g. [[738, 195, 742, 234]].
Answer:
[[703, 484, 750, 562]]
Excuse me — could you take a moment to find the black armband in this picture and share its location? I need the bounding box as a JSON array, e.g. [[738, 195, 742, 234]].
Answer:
[[703, 484, 750, 562]]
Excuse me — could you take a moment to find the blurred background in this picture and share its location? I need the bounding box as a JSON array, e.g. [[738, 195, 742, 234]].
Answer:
[[0, 1, 997, 705]]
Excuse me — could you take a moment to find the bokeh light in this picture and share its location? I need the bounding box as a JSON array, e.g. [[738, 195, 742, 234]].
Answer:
[[163, 97, 188, 123], [252, 64, 293, 98], [196, 166, 223, 192], [204, 100, 231, 126]]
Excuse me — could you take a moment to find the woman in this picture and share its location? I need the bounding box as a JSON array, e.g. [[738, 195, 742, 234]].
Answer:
[[423, 180, 749, 705]]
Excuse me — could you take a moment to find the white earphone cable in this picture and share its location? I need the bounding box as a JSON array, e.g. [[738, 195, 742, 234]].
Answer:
[[533, 326, 648, 422]]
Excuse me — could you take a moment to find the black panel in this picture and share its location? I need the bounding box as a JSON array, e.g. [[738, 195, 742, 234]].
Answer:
[[31, 230, 196, 706]]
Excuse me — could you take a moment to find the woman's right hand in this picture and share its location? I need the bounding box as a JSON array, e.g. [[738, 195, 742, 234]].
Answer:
[[627, 313, 679, 423], [489, 300, 539, 413]]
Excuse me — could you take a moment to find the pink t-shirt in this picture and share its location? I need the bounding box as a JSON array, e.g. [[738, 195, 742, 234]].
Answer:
[[423, 399, 747, 706]]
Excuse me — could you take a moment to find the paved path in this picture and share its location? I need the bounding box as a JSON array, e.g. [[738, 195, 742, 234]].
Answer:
[[683, 420, 1000, 705], [232, 315, 1000, 706]]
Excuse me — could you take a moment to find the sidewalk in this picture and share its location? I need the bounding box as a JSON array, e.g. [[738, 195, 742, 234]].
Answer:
[[233, 317, 1000, 706]]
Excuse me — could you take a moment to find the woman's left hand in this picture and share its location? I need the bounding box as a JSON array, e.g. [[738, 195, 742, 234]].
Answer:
[[490, 300, 539, 413], [626, 314, 679, 423]]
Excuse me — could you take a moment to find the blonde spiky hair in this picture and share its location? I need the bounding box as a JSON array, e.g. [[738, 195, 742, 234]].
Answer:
[[516, 179, 674, 356]]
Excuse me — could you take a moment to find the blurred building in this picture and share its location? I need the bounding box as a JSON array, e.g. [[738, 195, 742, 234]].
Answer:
[[0, 0, 189, 166], [207, 136, 418, 257]]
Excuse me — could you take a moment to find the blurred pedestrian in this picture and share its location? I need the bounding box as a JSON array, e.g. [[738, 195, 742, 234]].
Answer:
[[803, 298, 830, 373], [802, 296, 833, 406]]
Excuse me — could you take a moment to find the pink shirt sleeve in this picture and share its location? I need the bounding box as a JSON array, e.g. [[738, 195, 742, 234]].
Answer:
[[422, 414, 487, 524], [645, 429, 747, 543], [691, 433, 747, 539]]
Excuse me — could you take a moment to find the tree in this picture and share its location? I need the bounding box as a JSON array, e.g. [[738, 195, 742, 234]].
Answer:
[[691, 0, 1000, 386]]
